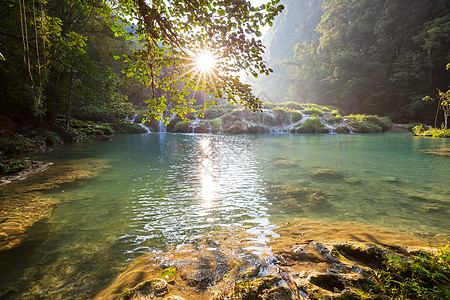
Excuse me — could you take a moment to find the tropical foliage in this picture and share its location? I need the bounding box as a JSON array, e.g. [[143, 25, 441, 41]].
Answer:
[[257, 0, 450, 122]]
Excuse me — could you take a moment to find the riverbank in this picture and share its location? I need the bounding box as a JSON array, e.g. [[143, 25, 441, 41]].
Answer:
[[96, 219, 449, 300]]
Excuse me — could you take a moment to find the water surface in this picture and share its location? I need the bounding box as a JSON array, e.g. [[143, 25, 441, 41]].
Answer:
[[0, 132, 449, 298]]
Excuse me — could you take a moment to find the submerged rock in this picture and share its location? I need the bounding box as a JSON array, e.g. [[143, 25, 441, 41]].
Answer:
[[266, 185, 327, 211], [0, 159, 110, 253], [309, 168, 342, 180], [273, 159, 299, 168], [420, 148, 450, 157]]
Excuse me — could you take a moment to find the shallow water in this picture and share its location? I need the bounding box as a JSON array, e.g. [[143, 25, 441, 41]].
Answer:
[[0, 132, 449, 298]]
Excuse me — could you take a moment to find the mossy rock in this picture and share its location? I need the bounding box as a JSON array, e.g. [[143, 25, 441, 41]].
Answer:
[[335, 125, 351, 134], [211, 118, 222, 133], [247, 125, 269, 134], [345, 115, 392, 133], [172, 120, 190, 133], [113, 122, 147, 134], [0, 160, 30, 175], [121, 278, 168, 299], [161, 267, 177, 281], [297, 117, 327, 133], [191, 121, 211, 133], [260, 286, 292, 300]]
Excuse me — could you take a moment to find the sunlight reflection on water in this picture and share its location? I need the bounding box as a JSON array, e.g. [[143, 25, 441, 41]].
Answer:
[[1, 132, 449, 299]]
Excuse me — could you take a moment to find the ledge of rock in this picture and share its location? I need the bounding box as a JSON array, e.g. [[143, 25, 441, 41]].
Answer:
[[96, 219, 449, 300]]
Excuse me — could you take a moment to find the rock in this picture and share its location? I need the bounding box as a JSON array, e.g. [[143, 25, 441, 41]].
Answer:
[[121, 278, 168, 299], [344, 177, 362, 184], [381, 176, 399, 183], [309, 169, 342, 180], [273, 159, 299, 168], [164, 296, 185, 300], [420, 148, 450, 157], [260, 286, 291, 300], [238, 265, 260, 279], [335, 125, 351, 134], [179, 251, 217, 290], [251, 275, 282, 294], [266, 185, 327, 209]]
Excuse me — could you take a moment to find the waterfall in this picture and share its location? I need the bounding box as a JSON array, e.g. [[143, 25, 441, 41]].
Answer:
[[340, 120, 354, 134], [323, 122, 336, 134], [158, 119, 167, 133], [138, 122, 151, 133], [125, 114, 137, 123]]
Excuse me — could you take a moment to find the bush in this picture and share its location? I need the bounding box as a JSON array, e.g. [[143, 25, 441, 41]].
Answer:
[[0, 160, 30, 175], [43, 130, 61, 146], [173, 120, 190, 133], [0, 134, 36, 154], [281, 101, 303, 110], [327, 115, 343, 124], [413, 125, 450, 138], [302, 107, 324, 116], [211, 118, 222, 133], [113, 122, 147, 134], [345, 114, 392, 133], [297, 116, 327, 133]]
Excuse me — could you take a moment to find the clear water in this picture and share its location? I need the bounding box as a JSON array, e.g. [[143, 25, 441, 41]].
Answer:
[[1, 133, 449, 298]]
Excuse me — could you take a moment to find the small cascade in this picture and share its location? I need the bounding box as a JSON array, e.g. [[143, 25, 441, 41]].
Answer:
[[158, 119, 167, 133], [323, 122, 336, 134], [125, 114, 137, 123], [208, 121, 212, 134], [340, 120, 354, 134], [300, 115, 311, 124], [138, 122, 151, 133], [189, 116, 199, 133], [219, 121, 224, 134]]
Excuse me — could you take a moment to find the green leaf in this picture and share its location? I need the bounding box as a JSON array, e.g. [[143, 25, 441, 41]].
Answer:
[[113, 55, 120, 60]]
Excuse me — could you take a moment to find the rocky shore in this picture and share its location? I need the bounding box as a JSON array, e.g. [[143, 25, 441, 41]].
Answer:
[[96, 219, 449, 300]]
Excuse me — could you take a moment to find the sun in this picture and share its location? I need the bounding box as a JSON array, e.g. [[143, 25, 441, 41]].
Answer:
[[195, 51, 217, 73]]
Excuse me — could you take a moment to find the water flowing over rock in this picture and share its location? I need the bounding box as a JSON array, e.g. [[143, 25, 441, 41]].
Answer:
[[96, 219, 448, 300], [126, 103, 392, 134]]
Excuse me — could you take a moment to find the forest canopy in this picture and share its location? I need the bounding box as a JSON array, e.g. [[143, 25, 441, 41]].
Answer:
[[0, 0, 284, 127], [256, 0, 450, 123]]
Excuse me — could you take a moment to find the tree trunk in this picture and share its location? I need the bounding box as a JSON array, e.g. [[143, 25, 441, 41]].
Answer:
[[65, 71, 74, 131]]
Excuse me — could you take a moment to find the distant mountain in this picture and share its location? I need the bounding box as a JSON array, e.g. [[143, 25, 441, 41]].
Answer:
[[252, 0, 323, 102]]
